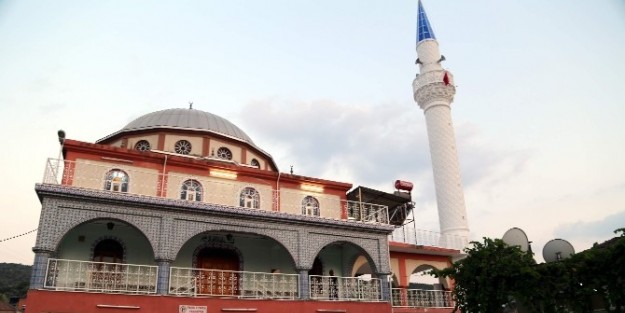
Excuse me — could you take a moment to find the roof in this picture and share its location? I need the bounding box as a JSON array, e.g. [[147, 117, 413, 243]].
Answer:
[[97, 108, 255, 146], [417, 0, 436, 43], [0, 302, 14, 312]]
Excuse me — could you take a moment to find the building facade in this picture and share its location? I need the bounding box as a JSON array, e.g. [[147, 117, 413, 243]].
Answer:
[[25, 2, 466, 313]]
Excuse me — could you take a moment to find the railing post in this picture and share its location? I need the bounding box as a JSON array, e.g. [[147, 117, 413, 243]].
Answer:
[[30, 249, 54, 289], [156, 259, 172, 294], [297, 269, 310, 300]]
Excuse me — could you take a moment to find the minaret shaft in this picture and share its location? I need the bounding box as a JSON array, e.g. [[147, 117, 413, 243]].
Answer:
[[414, 0, 469, 243]]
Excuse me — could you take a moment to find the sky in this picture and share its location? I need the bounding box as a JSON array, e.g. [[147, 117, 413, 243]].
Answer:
[[0, 0, 624, 265]]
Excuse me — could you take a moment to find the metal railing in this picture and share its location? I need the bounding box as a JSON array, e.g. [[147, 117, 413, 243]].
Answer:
[[42, 158, 390, 224], [169, 267, 299, 299], [391, 288, 453, 308], [44, 259, 158, 294], [309, 275, 382, 302], [346, 201, 389, 224], [390, 227, 468, 250]]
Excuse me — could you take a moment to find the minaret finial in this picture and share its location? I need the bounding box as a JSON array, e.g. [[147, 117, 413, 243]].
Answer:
[[417, 0, 436, 44]]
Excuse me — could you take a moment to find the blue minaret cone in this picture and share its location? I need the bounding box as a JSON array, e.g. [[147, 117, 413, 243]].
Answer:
[[417, 0, 436, 43]]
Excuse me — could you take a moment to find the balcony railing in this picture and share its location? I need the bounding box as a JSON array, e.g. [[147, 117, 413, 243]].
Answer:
[[169, 267, 299, 299], [309, 275, 382, 302], [390, 227, 468, 251], [42, 158, 389, 224], [391, 288, 453, 308], [44, 259, 158, 294]]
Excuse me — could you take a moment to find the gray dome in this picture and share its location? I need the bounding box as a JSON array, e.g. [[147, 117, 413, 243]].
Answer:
[[98, 108, 255, 145]]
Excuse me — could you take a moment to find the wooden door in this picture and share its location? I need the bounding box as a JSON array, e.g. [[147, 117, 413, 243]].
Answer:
[[196, 248, 239, 296]]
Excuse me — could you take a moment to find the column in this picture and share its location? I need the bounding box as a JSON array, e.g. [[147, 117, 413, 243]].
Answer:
[[297, 269, 310, 300], [377, 273, 391, 302], [30, 249, 53, 289], [156, 259, 173, 295]]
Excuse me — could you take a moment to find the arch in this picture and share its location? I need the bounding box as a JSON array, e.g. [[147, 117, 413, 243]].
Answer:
[[104, 169, 129, 192], [50, 215, 158, 262], [91, 237, 126, 263], [171, 227, 297, 272], [239, 187, 260, 209], [180, 179, 203, 201], [410, 264, 449, 289], [301, 234, 388, 274], [192, 241, 243, 271], [309, 240, 380, 276]]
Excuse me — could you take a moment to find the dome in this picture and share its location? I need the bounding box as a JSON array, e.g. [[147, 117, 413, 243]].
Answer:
[[97, 108, 256, 145]]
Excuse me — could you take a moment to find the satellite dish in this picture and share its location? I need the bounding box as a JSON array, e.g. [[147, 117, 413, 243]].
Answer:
[[542, 239, 575, 263], [502, 227, 530, 252]]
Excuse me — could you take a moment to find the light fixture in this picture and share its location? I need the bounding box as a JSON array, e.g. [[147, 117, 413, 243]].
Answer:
[[301, 183, 323, 193], [210, 169, 237, 180], [106, 222, 115, 230]]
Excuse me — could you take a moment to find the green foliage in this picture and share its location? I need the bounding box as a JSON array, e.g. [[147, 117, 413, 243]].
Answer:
[[0, 263, 31, 301], [433, 230, 625, 313], [432, 238, 538, 313]]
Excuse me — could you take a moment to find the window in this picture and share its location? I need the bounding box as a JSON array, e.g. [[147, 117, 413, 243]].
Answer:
[[181, 179, 203, 201], [134, 140, 151, 151], [217, 147, 233, 160], [93, 239, 124, 263], [250, 159, 260, 168], [104, 169, 129, 192], [302, 196, 320, 216], [239, 187, 260, 209], [174, 140, 192, 155]]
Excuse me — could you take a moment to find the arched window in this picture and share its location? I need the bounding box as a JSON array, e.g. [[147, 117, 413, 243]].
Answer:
[[104, 169, 129, 192], [174, 140, 192, 155], [302, 196, 320, 216], [181, 179, 203, 201], [217, 147, 233, 160], [239, 187, 260, 209], [250, 159, 260, 168], [93, 239, 124, 263], [134, 140, 151, 151]]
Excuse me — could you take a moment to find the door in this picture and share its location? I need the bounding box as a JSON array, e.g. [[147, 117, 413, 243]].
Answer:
[[196, 248, 239, 296]]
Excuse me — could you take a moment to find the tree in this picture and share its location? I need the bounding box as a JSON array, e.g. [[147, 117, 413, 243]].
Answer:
[[432, 238, 539, 313], [434, 230, 625, 313]]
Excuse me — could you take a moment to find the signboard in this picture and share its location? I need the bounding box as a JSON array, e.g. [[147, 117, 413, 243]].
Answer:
[[179, 305, 207, 313]]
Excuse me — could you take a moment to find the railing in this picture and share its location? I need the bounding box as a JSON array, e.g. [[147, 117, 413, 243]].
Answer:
[[390, 227, 468, 251], [391, 288, 453, 308], [346, 201, 389, 224], [169, 267, 299, 299], [309, 275, 382, 302], [42, 158, 390, 224], [44, 259, 158, 294]]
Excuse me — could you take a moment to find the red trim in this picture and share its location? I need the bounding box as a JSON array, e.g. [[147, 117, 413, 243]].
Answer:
[[25, 290, 393, 313]]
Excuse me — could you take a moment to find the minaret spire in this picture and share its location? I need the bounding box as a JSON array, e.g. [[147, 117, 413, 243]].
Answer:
[[413, 1, 470, 248], [417, 0, 436, 43]]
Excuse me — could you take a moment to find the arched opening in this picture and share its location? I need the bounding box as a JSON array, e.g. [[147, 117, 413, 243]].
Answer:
[[195, 247, 240, 295], [310, 242, 380, 301], [93, 239, 124, 263], [410, 264, 448, 290]]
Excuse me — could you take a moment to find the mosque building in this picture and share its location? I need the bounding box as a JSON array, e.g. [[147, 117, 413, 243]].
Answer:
[[25, 1, 466, 313]]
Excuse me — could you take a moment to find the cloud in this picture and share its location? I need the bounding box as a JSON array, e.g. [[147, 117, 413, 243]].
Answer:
[[240, 98, 529, 212], [554, 210, 625, 241]]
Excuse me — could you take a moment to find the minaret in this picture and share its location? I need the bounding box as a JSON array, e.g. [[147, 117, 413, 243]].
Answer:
[[413, 0, 469, 246]]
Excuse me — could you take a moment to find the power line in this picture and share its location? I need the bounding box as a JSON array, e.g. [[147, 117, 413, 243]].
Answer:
[[0, 229, 38, 243]]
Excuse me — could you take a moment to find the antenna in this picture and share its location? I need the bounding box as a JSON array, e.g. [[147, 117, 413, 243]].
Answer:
[[542, 239, 575, 262], [502, 227, 530, 252]]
